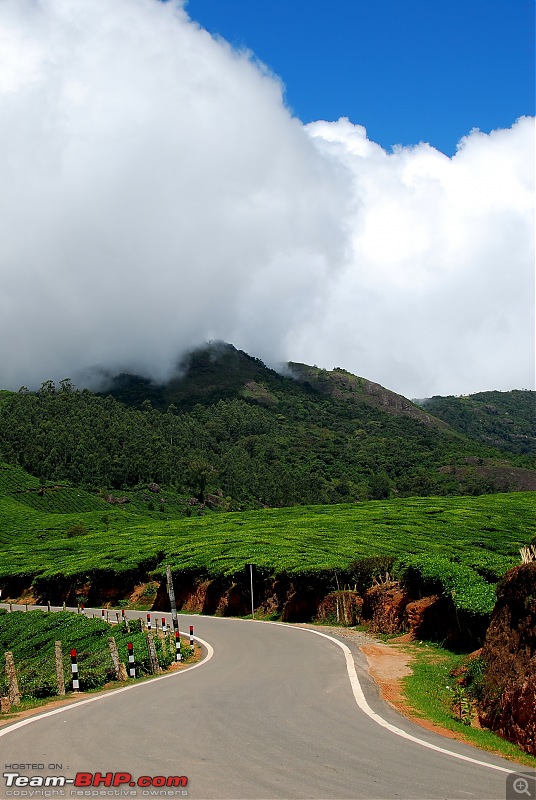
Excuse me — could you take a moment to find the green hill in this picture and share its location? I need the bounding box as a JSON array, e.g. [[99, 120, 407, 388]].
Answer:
[[416, 390, 535, 455], [0, 344, 534, 507]]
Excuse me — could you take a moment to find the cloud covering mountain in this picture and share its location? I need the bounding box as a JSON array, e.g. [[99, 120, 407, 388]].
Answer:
[[0, 0, 533, 396]]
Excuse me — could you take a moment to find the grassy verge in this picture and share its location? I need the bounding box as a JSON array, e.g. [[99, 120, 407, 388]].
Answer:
[[402, 641, 536, 768], [0, 609, 198, 724], [0, 655, 202, 726]]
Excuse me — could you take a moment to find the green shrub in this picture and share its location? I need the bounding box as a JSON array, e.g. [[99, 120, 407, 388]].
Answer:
[[0, 611, 191, 700], [395, 554, 497, 615]]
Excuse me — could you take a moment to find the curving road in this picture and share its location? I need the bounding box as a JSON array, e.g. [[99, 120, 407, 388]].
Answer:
[[0, 607, 529, 799]]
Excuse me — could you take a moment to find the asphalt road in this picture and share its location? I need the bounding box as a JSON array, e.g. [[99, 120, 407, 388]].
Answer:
[[0, 607, 530, 800]]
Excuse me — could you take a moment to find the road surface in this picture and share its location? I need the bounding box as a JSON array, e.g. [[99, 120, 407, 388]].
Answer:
[[0, 607, 531, 799]]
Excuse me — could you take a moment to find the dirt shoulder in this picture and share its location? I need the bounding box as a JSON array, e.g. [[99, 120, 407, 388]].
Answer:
[[359, 635, 465, 741], [297, 624, 471, 743]]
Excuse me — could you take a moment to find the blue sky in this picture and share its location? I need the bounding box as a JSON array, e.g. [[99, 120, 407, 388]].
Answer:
[[185, 0, 535, 156]]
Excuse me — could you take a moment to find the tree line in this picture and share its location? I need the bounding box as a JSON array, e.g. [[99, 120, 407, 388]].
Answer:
[[0, 378, 530, 508]]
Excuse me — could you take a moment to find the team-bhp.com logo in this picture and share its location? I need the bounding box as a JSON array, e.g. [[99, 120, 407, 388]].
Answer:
[[3, 771, 188, 797]]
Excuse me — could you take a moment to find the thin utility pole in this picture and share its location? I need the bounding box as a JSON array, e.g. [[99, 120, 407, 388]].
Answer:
[[166, 565, 179, 633], [249, 564, 255, 620]]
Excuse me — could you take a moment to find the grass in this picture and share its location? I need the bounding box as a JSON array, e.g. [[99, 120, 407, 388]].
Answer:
[[402, 641, 536, 768]]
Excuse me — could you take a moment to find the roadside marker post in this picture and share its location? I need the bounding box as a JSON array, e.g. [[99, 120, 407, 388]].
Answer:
[[70, 649, 80, 692], [162, 617, 167, 635], [5, 652, 20, 705], [189, 625, 194, 652], [175, 630, 182, 662], [55, 641, 65, 695], [146, 613, 151, 630], [127, 642, 135, 678], [166, 565, 179, 635], [108, 638, 128, 682], [101, 609, 105, 619], [146, 632, 161, 674]]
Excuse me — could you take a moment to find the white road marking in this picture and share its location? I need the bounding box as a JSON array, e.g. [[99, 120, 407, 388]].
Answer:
[[0, 635, 213, 739], [274, 623, 516, 775], [0, 605, 521, 775]]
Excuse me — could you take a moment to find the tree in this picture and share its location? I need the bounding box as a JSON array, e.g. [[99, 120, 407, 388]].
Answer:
[[188, 459, 216, 503], [368, 471, 390, 500]]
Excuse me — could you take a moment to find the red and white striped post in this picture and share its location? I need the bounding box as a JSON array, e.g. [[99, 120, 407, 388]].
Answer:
[[101, 609, 105, 620], [127, 642, 135, 678], [121, 609, 126, 622], [161, 617, 167, 635], [70, 649, 80, 691], [175, 631, 182, 662], [146, 614, 151, 630], [189, 625, 194, 652]]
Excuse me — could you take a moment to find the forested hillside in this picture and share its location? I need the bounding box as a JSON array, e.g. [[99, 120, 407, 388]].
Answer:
[[417, 391, 535, 455], [0, 344, 533, 508]]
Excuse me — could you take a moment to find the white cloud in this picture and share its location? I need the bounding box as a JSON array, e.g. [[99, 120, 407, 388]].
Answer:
[[0, 0, 533, 397], [299, 116, 534, 395]]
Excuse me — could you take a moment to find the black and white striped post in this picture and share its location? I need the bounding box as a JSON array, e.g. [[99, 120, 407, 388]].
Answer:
[[162, 617, 167, 635], [189, 625, 194, 652], [175, 630, 182, 662], [146, 613, 151, 630], [127, 642, 135, 678], [166, 565, 179, 636], [70, 649, 80, 691]]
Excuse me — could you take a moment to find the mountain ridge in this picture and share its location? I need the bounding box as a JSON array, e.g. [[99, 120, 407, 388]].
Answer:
[[0, 342, 533, 506], [100, 341, 450, 428]]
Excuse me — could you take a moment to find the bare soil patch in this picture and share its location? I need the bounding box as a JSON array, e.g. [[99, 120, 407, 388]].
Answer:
[[360, 638, 462, 740], [298, 624, 470, 743]]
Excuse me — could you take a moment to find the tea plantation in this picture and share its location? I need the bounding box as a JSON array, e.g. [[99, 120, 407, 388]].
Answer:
[[0, 463, 534, 616], [0, 609, 191, 699]]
